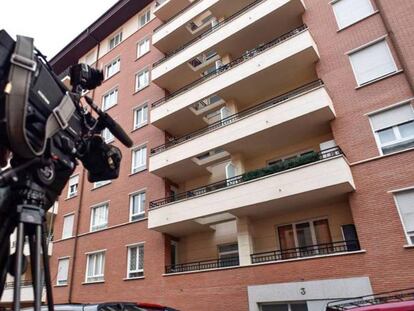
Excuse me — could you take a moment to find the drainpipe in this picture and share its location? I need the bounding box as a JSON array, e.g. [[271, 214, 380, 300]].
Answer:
[[373, 0, 414, 94], [68, 29, 101, 303]]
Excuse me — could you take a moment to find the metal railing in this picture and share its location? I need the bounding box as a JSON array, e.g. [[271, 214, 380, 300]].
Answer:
[[150, 80, 323, 155], [251, 240, 360, 264], [152, 24, 307, 108], [149, 147, 343, 209], [165, 256, 239, 274], [154, 0, 202, 33], [153, 0, 269, 66]]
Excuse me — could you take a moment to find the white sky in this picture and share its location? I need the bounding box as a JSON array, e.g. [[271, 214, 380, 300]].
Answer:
[[0, 0, 119, 59]]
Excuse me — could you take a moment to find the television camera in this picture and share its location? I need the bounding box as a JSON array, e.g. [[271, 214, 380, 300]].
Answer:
[[0, 30, 133, 311]]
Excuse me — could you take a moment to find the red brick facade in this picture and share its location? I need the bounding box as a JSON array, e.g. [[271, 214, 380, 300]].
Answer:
[[50, 1, 414, 310]]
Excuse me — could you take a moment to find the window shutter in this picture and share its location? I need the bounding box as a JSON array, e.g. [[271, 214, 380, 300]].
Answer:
[[370, 103, 414, 131], [57, 259, 69, 283], [349, 40, 397, 85], [62, 215, 74, 239], [332, 0, 374, 29], [225, 162, 236, 179], [395, 190, 414, 233], [69, 175, 79, 186]]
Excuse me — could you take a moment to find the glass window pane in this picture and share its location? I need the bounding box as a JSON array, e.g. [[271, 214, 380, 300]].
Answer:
[[278, 225, 295, 250], [377, 127, 396, 144], [291, 304, 308, 311], [261, 304, 289, 311], [129, 247, 137, 271], [399, 121, 414, 138], [295, 222, 313, 247]]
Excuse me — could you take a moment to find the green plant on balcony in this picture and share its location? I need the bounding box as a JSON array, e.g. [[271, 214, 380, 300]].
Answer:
[[242, 151, 319, 182]]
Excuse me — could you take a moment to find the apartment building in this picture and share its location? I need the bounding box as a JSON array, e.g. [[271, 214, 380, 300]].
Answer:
[[49, 0, 414, 310]]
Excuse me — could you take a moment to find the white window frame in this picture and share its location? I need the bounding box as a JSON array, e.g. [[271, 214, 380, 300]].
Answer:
[[133, 104, 149, 129], [126, 243, 145, 279], [104, 57, 120, 79], [135, 68, 150, 92], [101, 127, 115, 144], [369, 102, 414, 155], [90, 202, 109, 232], [129, 191, 146, 222], [131, 145, 147, 174], [138, 9, 151, 28], [109, 32, 122, 50], [276, 217, 330, 250], [137, 37, 151, 59], [331, 0, 375, 30], [102, 88, 118, 111], [85, 250, 106, 283], [93, 180, 112, 189], [56, 257, 70, 286], [62, 213, 75, 239], [348, 38, 398, 86], [67, 175, 79, 198], [393, 189, 414, 245]]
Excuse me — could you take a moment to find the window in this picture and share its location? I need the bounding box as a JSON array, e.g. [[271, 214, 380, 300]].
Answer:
[[277, 219, 332, 259], [105, 58, 120, 79], [218, 243, 239, 267], [90, 203, 109, 232], [102, 88, 118, 111], [130, 192, 146, 221], [133, 104, 148, 129], [57, 258, 70, 286], [85, 52, 96, 66], [62, 214, 74, 239], [139, 10, 151, 28], [67, 175, 79, 198], [332, 0, 375, 29], [370, 103, 414, 155], [131, 146, 147, 174], [137, 38, 150, 58], [86, 251, 105, 283], [394, 189, 414, 245], [261, 303, 308, 311], [93, 180, 111, 189], [349, 39, 397, 86], [102, 128, 114, 143], [109, 32, 122, 50], [135, 69, 150, 91], [127, 244, 144, 278]]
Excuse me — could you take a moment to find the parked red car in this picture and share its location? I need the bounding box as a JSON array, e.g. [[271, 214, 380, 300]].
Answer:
[[136, 303, 179, 311]]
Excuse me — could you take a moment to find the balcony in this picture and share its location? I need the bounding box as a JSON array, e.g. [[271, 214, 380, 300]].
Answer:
[[166, 256, 240, 274], [165, 240, 360, 274], [153, 0, 194, 22], [153, 0, 257, 54], [150, 26, 319, 135], [0, 281, 37, 305], [152, 0, 305, 91], [148, 148, 355, 235], [149, 80, 335, 181], [251, 240, 360, 264]]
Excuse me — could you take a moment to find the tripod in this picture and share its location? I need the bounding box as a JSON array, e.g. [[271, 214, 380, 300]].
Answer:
[[0, 159, 56, 311]]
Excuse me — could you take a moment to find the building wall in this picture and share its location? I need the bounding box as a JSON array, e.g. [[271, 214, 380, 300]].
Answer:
[[49, 0, 414, 310]]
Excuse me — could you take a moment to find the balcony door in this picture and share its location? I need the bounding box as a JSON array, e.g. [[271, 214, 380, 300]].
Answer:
[[277, 219, 332, 259]]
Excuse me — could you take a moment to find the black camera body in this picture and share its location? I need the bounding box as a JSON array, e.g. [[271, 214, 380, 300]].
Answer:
[[0, 29, 131, 205]]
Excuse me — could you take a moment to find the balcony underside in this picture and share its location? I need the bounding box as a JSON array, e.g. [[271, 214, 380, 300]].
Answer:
[[154, 0, 193, 22], [153, 0, 305, 88], [153, 0, 256, 53], [152, 30, 319, 136], [148, 156, 355, 236], [150, 86, 335, 182]]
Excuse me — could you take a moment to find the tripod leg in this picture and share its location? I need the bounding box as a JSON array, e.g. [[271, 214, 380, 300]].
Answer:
[[13, 222, 24, 311], [0, 217, 14, 299], [41, 222, 54, 311], [28, 226, 42, 311]]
